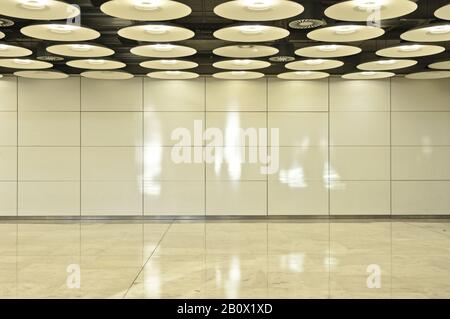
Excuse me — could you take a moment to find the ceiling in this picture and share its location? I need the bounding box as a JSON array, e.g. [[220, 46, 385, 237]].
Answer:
[[0, 0, 449, 77]]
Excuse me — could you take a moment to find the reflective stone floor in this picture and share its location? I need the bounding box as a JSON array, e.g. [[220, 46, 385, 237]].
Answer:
[[0, 219, 449, 299]]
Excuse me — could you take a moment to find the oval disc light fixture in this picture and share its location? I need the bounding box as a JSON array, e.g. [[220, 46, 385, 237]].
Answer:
[[405, 71, 450, 80], [0, 0, 80, 20], [21, 24, 100, 42], [0, 58, 52, 69], [342, 71, 395, 79], [67, 59, 126, 70], [435, 4, 450, 20], [46, 44, 115, 58], [428, 61, 450, 70], [285, 59, 344, 71], [0, 44, 33, 57], [147, 71, 199, 79], [357, 59, 417, 70], [131, 44, 196, 58], [376, 44, 445, 58], [213, 59, 270, 70], [118, 25, 194, 42], [214, 0, 304, 21], [14, 70, 68, 79], [214, 25, 289, 42], [213, 71, 264, 80], [295, 44, 361, 58], [277, 71, 330, 80], [100, 0, 191, 21], [81, 71, 134, 80], [307, 25, 385, 42], [401, 24, 450, 42], [213, 45, 279, 58], [324, 0, 417, 21], [139, 59, 198, 70]]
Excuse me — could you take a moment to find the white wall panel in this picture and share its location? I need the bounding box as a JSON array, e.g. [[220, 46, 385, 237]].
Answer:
[[18, 77, 80, 111], [81, 78, 142, 111], [5, 76, 450, 216], [206, 78, 266, 111], [0, 77, 17, 111], [268, 78, 328, 112], [144, 78, 205, 111]]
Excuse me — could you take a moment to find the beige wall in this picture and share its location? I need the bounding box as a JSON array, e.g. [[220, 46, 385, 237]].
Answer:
[[0, 75, 449, 216]]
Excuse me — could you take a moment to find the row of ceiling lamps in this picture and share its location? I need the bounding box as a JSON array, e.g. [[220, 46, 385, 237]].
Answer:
[[0, 0, 449, 80]]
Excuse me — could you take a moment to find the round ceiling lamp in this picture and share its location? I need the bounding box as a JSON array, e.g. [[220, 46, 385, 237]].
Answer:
[[131, 44, 196, 58], [342, 71, 395, 79], [147, 71, 199, 79], [376, 44, 445, 58], [428, 61, 450, 70], [400, 24, 450, 42], [0, 58, 52, 69], [100, 0, 191, 21], [212, 59, 270, 70], [21, 24, 100, 42], [277, 71, 329, 80], [213, 45, 278, 58], [46, 44, 115, 58], [357, 59, 417, 70], [405, 71, 450, 80], [213, 0, 304, 21], [213, 71, 264, 80], [14, 70, 68, 79], [295, 44, 361, 58], [81, 71, 134, 80], [285, 59, 344, 71], [435, 4, 450, 20], [0, 0, 80, 20], [324, 0, 417, 21], [118, 25, 194, 42], [213, 25, 289, 42], [307, 25, 385, 42], [139, 59, 197, 70], [0, 43, 32, 57], [66, 59, 126, 70]]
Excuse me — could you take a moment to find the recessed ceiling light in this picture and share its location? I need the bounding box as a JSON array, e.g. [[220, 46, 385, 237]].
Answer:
[[304, 59, 325, 65], [232, 59, 252, 66], [145, 25, 170, 34], [49, 24, 76, 34], [160, 59, 178, 64], [14, 58, 32, 65], [376, 59, 397, 65], [152, 44, 175, 51], [165, 70, 181, 75], [245, 0, 274, 11], [87, 59, 106, 65], [334, 25, 359, 35], [398, 44, 422, 52], [133, 0, 161, 11], [318, 45, 339, 52], [214, 0, 303, 21], [239, 25, 266, 35], [69, 44, 92, 52], [231, 71, 247, 75], [342, 71, 395, 79], [427, 25, 450, 35], [20, 0, 49, 10]]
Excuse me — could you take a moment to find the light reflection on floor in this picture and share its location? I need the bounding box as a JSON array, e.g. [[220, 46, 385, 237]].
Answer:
[[0, 218, 449, 298]]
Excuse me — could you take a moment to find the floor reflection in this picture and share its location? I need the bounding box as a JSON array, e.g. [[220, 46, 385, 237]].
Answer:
[[0, 219, 449, 298]]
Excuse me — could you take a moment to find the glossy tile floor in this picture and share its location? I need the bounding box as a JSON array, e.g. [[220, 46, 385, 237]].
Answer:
[[1, 219, 449, 299]]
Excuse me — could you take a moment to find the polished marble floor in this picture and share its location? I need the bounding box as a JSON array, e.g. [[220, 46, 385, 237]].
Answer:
[[0, 218, 449, 299]]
